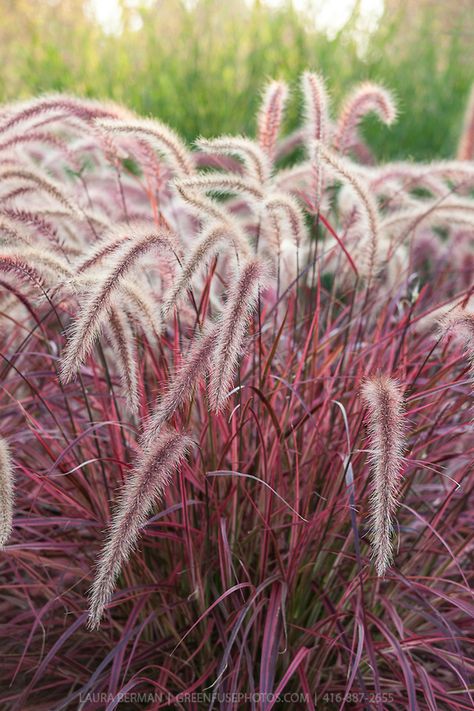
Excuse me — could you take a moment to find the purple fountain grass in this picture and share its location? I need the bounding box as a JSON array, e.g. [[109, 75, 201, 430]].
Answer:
[[0, 93, 132, 134], [301, 71, 330, 148], [0, 437, 13, 547], [316, 140, 380, 281], [5, 247, 74, 281], [381, 198, 474, 255], [257, 80, 288, 161], [439, 306, 474, 382], [0, 253, 47, 292], [174, 181, 242, 224], [333, 81, 397, 155], [120, 280, 162, 343], [95, 116, 194, 177], [209, 257, 271, 411], [174, 174, 265, 203], [262, 193, 308, 285], [0, 214, 36, 245], [162, 221, 251, 318], [143, 325, 219, 442], [0, 74, 473, 710], [107, 307, 140, 415], [196, 136, 271, 185], [361, 375, 407, 576], [59, 226, 179, 382], [262, 193, 308, 249], [302, 71, 330, 208], [0, 131, 81, 170], [88, 427, 192, 629], [75, 221, 148, 273], [0, 165, 81, 217]]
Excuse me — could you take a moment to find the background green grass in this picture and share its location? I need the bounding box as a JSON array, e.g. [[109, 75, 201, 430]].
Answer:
[[0, 0, 472, 161]]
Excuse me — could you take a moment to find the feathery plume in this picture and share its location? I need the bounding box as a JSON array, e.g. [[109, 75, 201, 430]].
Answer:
[[333, 82, 397, 156], [174, 174, 264, 203], [369, 162, 448, 198], [301, 72, 331, 210], [196, 136, 271, 185], [0, 94, 131, 135], [144, 326, 219, 441], [258, 80, 289, 161], [0, 438, 13, 547], [439, 307, 474, 383], [0, 132, 81, 173], [1, 208, 59, 247], [301, 71, 330, 150], [209, 257, 271, 411], [423, 160, 474, 186], [120, 281, 162, 343], [0, 254, 46, 291], [0, 166, 80, 217], [162, 222, 251, 318], [381, 199, 474, 249], [316, 141, 380, 281], [361, 375, 406, 576], [457, 84, 474, 161], [88, 428, 192, 628], [174, 182, 238, 224], [263, 193, 308, 249], [4, 247, 74, 281], [60, 228, 178, 382], [96, 117, 194, 177], [107, 307, 139, 415], [75, 223, 140, 273], [0, 215, 34, 246]]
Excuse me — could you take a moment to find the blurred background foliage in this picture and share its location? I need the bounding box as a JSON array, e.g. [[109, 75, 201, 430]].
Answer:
[[0, 0, 472, 160]]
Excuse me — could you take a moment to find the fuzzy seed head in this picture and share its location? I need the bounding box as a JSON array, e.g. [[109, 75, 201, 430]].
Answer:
[[439, 307, 474, 383], [301, 71, 330, 152], [88, 428, 192, 629], [257, 80, 289, 161], [361, 375, 406, 576], [0, 438, 13, 548], [334, 82, 397, 155], [209, 257, 272, 411]]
